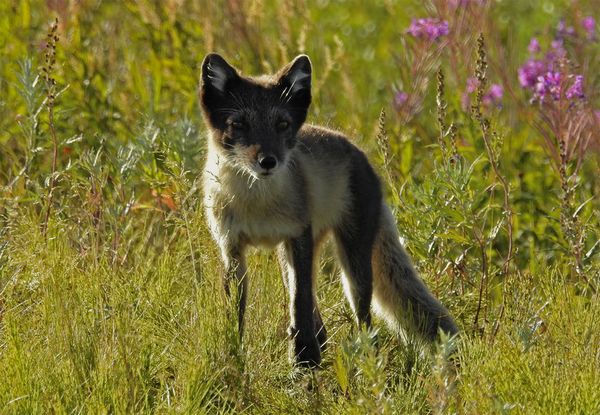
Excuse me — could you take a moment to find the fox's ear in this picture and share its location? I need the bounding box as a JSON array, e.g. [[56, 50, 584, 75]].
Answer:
[[201, 53, 239, 93], [200, 54, 240, 128], [278, 55, 312, 108]]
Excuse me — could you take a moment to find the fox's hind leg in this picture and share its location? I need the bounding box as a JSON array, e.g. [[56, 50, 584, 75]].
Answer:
[[335, 227, 376, 329], [334, 157, 382, 330], [334, 207, 381, 329]]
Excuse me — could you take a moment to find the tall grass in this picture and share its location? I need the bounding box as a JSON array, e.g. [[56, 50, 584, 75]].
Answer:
[[0, 1, 599, 413]]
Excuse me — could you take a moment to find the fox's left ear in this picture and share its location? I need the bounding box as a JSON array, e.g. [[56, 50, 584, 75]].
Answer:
[[278, 55, 312, 108]]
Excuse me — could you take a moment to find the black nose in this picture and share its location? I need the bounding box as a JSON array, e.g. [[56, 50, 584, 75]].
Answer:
[[258, 156, 277, 170]]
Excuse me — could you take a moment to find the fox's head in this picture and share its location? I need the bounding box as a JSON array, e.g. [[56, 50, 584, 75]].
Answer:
[[200, 53, 311, 178]]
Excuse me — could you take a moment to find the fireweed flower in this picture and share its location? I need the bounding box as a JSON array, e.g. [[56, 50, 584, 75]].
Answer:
[[407, 18, 449, 41], [462, 78, 503, 109], [550, 39, 564, 51], [547, 39, 567, 63], [546, 39, 567, 63], [528, 37, 541, 54], [582, 16, 596, 39], [557, 19, 575, 38], [466, 77, 479, 93], [462, 77, 477, 109], [394, 91, 409, 108], [532, 72, 584, 102], [566, 75, 584, 99], [461, 77, 479, 109], [534, 71, 562, 101], [518, 21, 587, 104], [518, 58, 547, 88], [483, 84, 504, 107]]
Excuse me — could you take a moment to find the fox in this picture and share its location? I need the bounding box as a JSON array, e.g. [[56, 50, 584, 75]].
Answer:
[[200, 53, 458, 367]]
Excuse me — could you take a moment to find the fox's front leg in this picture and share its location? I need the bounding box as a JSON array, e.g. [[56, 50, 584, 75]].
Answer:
[[222, 247, 248, 338], [281, 226, 321, 367]]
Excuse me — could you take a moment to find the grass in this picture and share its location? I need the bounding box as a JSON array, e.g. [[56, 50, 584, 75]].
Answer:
[[1, 0, 599, 413]]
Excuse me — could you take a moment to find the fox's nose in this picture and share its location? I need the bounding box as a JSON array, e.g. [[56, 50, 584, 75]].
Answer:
[[258, 155, 277, 170]]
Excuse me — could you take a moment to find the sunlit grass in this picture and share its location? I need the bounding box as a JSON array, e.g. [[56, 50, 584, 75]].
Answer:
[[0, 0, 598, 413]]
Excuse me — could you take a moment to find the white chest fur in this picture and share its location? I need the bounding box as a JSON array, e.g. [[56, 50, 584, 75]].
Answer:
[[203, 152, 306, 250]]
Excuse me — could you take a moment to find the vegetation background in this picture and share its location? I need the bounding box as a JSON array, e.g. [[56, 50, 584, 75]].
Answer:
[[0, 0, 598, 413]]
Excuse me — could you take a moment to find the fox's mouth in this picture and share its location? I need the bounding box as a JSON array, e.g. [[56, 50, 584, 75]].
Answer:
[[242, 166, 274, 180]]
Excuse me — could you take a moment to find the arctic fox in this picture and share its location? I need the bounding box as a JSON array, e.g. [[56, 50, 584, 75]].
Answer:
[[200, 53, 458, 367]]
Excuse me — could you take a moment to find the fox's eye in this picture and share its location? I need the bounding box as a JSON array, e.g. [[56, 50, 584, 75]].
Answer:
[[230, 120, 246, 130], [276, 120, 290, 132]]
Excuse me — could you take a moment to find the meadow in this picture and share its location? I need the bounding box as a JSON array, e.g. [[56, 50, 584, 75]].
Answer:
[[0, 0, 599, 413]]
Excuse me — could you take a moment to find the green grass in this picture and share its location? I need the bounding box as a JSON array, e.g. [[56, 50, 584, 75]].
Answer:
[[1, 1, 599, 413]]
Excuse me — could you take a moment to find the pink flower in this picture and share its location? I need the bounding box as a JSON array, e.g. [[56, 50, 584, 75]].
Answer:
[[518, 59, 547, 88], [466, 77, 479, 93], [462, 79, 503, 109], [407, 18, 449, 41], [483, 84, 504, 107], [582, 16, 596, 39], [543, 42, 566, 70], [534, 71, 562, 101], [566, 75, 584, 99], [394, 91, 409, 107], [528, 38, 541, 54], [557, 20, 575, 38]]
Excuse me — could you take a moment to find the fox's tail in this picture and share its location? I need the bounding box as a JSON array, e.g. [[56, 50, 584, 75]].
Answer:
[[372, 203, 458, 340]]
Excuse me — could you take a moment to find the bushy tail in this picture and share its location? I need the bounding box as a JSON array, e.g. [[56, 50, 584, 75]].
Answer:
[[372, 204, 458, 341]]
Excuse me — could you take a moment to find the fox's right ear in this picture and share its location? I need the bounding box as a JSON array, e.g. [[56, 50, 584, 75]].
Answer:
[[201, 53, 239, 93], [200, 54, 240, 128]]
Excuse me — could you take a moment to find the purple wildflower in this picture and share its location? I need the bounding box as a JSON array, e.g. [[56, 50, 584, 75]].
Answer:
[[394, 91, 409, 107], [528, 37, 541, 54], [518, 59, 547, 88], [462, 78, 479, 109], [461, 78, 478, 109], [539, 40, 565, 71], [462, 78, 503, 109], [557, 19, 575, 38], [582, 16, 596, 39], [407, 18, 449, 41], [550, 39, 564, 50], [550, 39, 566, 56], [483, 84, 504, 107], [466, 77, 479, 93], [534, 71, 562, 101], [566, 75, 584, 99]]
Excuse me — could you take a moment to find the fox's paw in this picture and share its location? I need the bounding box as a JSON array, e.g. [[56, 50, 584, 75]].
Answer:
[[288, 326, 321, 368]]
